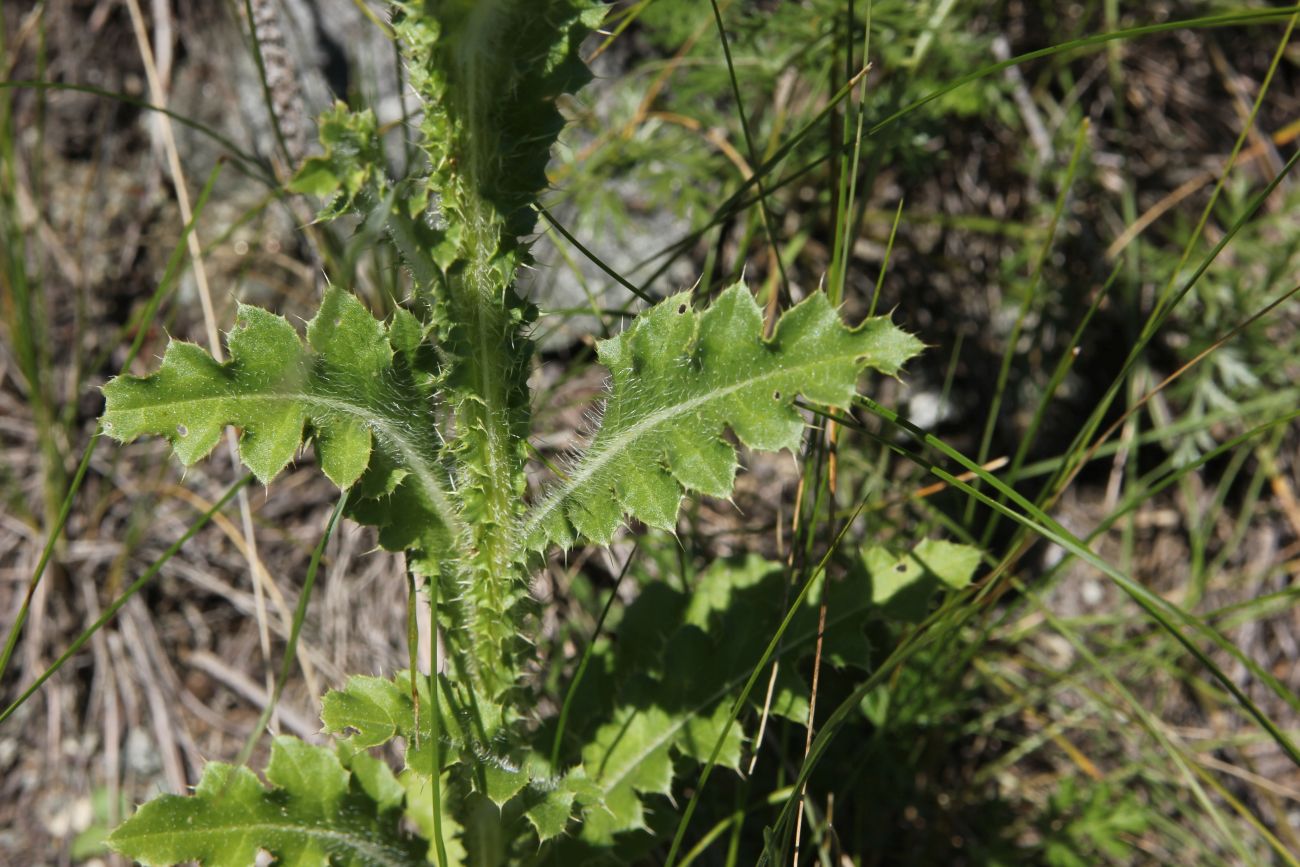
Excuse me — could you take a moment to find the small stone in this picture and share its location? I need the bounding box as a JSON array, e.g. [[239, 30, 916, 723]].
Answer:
[[126, 729, 160, 776]]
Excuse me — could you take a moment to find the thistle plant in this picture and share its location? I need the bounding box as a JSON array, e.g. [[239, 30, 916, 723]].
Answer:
[[98, 2, 937, 863]]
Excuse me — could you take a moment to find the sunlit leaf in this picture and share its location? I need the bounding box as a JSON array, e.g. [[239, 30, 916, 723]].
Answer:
[[524, 284, 923, 550], [107, 737, 425, 867], [101, 287, 459, 569]]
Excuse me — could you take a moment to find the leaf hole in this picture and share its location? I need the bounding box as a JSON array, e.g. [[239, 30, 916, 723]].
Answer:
[[176, 424, 188, 437], [677, 303, 687, 314], [895, 563, 908, 573], [772, 390, 781, 400]]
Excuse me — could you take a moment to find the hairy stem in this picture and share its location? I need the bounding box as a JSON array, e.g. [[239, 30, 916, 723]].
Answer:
[[447, 199, 533, 693], [394, 0, 599, 692]]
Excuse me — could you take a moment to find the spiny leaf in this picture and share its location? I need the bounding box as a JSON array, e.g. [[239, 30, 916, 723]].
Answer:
[[322, 674, 585, 842], [100, 287, 388, 487], [523, 284, 924, 551], [104, 305, 317, 484], [523, 782, 579, 842], [321, 674, 411, 750], [483, 763, 530, 807], [578, 706, 675, 843], [322, 672, 508, 778], [101, 287, 461, 569], [349, 752, 407, 814], [106, 737, 426, 867], [288, 103, 387, 219], [323, 673, 586, 845], [566, 700, 746, 847], [570, 677, 745, 843]]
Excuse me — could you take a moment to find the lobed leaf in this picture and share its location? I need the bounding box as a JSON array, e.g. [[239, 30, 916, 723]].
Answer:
[[101, 287, 460, 571], [523, 284, 924, 551], [107, 737, 425, 867], [288, 103, 387, 219], [321, 674, 412, 750], [524, 784, 579, 842], [324, 673, 579, 842], [322, 672, 511, 781]]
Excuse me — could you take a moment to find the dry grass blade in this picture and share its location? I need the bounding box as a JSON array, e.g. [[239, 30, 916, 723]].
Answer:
[[121, 0, 311, 730]]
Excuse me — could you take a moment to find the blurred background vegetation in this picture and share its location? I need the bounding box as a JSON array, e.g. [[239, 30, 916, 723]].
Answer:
[[2, 0, 1300, 863]]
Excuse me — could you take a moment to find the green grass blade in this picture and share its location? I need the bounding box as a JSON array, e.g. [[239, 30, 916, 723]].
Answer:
[[965, 119, 1090, 526], [855, 398, 1300, 761], [549, 543, 637, 770], [633, 7, 1300, 289], [707, 0, 789, 302], [0, 80, 271, 182], [234, 489, 349, 768]]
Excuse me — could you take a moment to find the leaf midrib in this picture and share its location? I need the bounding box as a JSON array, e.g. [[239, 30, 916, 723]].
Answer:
[[112, 818, 423, 867], [112, 390, 464, 539], [520, 346, 865, 546]]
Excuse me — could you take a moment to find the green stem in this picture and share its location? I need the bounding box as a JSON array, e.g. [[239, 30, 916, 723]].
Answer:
[[441, 165, 533, 698], [411, 0, 588, 694]]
